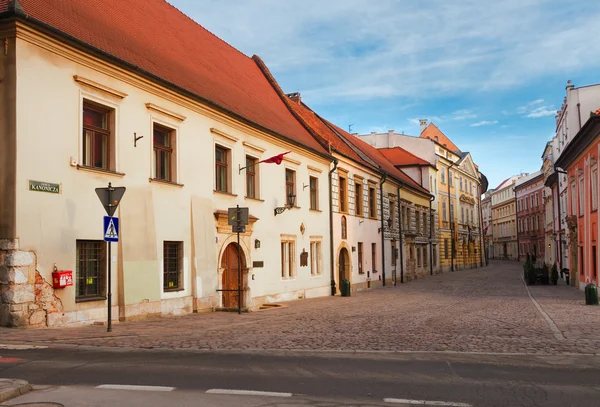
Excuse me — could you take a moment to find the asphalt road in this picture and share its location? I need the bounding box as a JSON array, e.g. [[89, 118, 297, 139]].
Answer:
[[1, 345, 600, 406]]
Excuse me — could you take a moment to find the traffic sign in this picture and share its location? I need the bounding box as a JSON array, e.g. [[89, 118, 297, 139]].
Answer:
[[103, 216, 119, 242], [95, 183, 126, 217], [228, 207, 249, 226], [232, 225, 246, 233]]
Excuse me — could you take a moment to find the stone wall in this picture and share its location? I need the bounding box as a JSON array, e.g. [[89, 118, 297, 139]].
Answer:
[[0, 239, 63, 327]]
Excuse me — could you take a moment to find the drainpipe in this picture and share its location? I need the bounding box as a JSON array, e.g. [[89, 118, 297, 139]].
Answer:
[[379, 172, 388, 286], [398, 185, 404, 283], [478, 188, 485, 267], [554, 166, 567, 270], [329, 157, 339, 296], [515, 188, 520, 263], [429, 194, 434, 276]]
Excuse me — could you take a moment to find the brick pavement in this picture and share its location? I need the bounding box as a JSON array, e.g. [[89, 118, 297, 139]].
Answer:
[[1, 260, 598, 355]]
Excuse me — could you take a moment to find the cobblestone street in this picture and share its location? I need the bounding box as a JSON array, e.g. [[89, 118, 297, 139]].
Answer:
[[1, 261, 599, 355]]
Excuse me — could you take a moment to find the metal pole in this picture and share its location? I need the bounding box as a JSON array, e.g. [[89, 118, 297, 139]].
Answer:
[[237, 204, 241, 315], [107, 182, 112, 332]]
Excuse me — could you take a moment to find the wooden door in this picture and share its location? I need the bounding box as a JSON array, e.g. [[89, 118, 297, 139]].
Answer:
[[222, 244, 240, 308]]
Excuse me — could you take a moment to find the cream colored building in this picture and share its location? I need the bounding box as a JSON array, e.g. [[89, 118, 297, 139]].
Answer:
[[0, 0, 334, 327], [490, 175, 527, 260]]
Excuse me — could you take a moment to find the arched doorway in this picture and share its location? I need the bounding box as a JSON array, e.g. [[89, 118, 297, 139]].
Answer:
[[338, 247, 350, 294], [220, 243, 246, 309]]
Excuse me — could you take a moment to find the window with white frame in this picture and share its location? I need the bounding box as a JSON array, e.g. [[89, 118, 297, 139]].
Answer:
[[571, 181, 576, 215], [310, 239, 322, 276], [82, 100, 115, 171], [281, 236, 296, 279], [442, 200, 447, 221], [592, 165, 598, 211], [153, 123, 177, 182]]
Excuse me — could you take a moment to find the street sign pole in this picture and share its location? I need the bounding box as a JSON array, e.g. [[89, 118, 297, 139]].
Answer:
[[236, 204, 241, 315], [107, 183, 113, 333]]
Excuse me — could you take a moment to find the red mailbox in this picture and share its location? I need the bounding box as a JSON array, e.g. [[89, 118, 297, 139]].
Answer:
[[52, 270, 73, 289]]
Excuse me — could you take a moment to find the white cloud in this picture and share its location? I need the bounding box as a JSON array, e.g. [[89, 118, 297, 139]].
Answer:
[[471, 120, 498, 127], [172, 0, 600, 104], [526, 106, 557, 118], [452, 109, 477, 120]]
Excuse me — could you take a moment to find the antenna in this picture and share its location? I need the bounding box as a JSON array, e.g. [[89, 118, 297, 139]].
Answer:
[[349, 123, 354, 133]]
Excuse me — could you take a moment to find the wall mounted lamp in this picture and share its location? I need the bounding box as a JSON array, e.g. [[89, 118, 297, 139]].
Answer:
[[274, 193, 296, 216]]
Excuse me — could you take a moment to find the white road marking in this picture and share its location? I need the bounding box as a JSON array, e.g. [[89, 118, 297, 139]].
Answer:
[[96, 384, 175, 392], [206, 389, 293, 397], [384, 398, 472, 406]]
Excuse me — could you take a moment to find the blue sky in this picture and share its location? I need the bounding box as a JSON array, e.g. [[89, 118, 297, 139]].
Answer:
[[170, 0, 600, 189]]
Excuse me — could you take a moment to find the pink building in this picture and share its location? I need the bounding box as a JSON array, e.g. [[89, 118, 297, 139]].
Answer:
[[515, 172, 545, 265], [555, 114, 600, 289]]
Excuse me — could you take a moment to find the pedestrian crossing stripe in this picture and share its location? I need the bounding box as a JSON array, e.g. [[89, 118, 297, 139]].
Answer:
[[105, 218, 118, 239]]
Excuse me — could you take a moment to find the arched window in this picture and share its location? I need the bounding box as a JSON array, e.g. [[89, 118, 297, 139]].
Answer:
[[341, 216, 347, 239]]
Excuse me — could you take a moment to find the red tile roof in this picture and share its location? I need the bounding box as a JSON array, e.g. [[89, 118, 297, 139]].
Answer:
[[2, 0, 328, 156], [420, 123, 461, 153], [325, 121, 431, 196], [379, 147, 431, 167]]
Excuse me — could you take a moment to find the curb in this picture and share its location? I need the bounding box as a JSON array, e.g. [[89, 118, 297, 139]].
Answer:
[[0, 378, 32, 403]]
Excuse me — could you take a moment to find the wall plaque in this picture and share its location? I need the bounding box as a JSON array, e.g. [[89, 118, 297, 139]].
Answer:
[[252, 261, 264, 268], [29, 180, 60, 194]]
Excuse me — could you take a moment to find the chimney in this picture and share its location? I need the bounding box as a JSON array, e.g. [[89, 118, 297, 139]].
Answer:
[[566, 80, 574, 90], [286, 92, 301, 104], [419, 119, 427, 133]]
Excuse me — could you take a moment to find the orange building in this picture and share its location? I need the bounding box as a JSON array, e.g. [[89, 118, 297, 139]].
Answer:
[[555, 114, 600, 289]]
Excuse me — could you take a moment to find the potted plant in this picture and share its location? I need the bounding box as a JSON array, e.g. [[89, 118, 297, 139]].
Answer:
[[527, 262, 537, 285], [551, 263, 559, 285]]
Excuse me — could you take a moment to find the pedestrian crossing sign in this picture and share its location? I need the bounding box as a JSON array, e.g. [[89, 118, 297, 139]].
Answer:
[[103, 216, 119, 242]]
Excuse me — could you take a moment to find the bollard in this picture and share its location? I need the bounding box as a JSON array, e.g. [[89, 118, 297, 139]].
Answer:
[[585, 283, 599, 306]]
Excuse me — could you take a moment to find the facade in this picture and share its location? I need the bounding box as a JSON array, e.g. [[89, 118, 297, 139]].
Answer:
[[481, 191, 493, 264], [546, 81, 600, 276], [359, 121, 487, 272], [490, 175, 526, 260], [555, 114, 600, 290], [541, 141, 559, 268], [515, 171, 545, 265], [0, 0, 335, 327]]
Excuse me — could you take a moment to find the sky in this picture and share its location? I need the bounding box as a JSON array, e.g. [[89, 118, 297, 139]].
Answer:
[[169, 0, 600, 190]]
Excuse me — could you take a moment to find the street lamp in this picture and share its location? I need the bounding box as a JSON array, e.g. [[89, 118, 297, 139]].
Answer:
[[274, 193, 296, 216]]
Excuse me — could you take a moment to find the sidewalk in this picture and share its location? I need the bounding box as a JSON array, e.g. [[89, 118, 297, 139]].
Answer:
[[0, 378, 31, 403], [0, 261, 598, 355]]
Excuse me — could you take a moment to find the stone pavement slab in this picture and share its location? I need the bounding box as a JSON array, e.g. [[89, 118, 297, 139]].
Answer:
[[0, 261, 598, 355], [0, 378, 32, 403]]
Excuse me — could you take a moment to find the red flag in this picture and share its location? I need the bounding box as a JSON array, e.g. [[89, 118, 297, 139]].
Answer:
[[259, 151, 290, 165]]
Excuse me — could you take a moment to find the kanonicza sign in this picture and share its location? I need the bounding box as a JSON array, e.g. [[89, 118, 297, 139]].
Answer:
[[29, 180, 60, 194]]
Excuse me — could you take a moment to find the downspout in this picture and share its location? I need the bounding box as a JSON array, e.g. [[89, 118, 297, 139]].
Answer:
[[398, 185, 404, 283], [429, 194, 434, 276], [478, 189, 485, 266], [329, 157, 339, 295], [515, 188, 520, 263], [380, 172, 388, 286]]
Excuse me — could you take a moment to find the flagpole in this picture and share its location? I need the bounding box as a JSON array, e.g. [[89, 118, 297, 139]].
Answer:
[[238, 151, 291, 174]]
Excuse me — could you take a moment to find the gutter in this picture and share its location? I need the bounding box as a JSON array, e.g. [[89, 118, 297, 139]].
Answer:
[[379, 172, 388, 286], [398, 185, 405, 283], [329, 157, 339, 295]]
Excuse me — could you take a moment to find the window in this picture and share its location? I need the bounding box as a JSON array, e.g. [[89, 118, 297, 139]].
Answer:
[[83, 101, 113, 170], [76, 240, 106, 300], [341, 216, 347, 239], [469, 181, 472, 194], [424, 246, 428, 267], [372, 243, 377, 273], [390, 200, 397, 227], [416, 211, 421, 233], [163, 241, 183, 291], [310, 240, 322, 276], [402, 206, 407, 229], [449, 170, 453, 186], [592, 166, 598, 211], [579, 177, 585, 216], [391, 241, 396, 266], [286, 169, 296, 203], [460, 177, 463, 191], [215, 146, 229, 192], [358, 242, 364, 274], [417, 247, 421, 266], [246, 156, 258, 199], [444, 239, 449, 259], [369, 186, 377, 218], [571, 182, 576, 215], [153, 123, 175, 182], [450, 202, 454, 221], [441, 168, 446, 184], [281, 238, 296, 278], [310, 176, 319, 210], [423, 212, 427, 234], [355, 182, 363, 216], [339, 175, 348, 213], [442, 200, 447, 221], [461, 207, 465, 223]]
